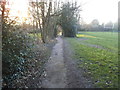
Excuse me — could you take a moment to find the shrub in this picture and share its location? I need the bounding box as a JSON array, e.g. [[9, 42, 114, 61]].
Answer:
[[2, 21, 34, 87]]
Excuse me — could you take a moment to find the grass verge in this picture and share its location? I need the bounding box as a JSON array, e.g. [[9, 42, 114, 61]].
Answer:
[[67, 37, 118, 88]]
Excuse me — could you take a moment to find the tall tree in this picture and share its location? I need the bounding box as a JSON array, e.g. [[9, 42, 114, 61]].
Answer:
[[29, 0, 59, 43], [58, 2, 81, 37]]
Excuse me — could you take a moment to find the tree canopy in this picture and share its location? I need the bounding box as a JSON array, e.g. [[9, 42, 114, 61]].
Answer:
[[58, 2, 81, 37]]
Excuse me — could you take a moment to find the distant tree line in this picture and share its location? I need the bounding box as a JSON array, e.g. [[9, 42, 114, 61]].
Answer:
[[118, 1, 120, 31], [78, 19, 118, 32]]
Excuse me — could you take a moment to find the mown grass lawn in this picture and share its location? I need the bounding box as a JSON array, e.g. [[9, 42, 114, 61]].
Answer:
[[67, 32, 118, 88], [77, 32, 118, 51]]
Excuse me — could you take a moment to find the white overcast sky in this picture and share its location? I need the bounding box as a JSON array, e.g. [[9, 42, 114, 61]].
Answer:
[[60, 0, 119, 24], [10, 0, 119, 24]]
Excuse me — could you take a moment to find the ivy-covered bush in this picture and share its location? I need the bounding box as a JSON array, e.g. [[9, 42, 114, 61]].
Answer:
[[2, 21, 34, 87], [2, 19, 55, 88]]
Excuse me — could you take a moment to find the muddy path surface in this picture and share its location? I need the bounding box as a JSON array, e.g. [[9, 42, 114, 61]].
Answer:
[[41, 37, 67, 88], [41, 37, 93, 88]]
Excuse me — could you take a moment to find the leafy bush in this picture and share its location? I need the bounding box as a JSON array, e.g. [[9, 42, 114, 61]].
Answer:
[[2, 20, 56, 88], [2, 21, 34, 87]]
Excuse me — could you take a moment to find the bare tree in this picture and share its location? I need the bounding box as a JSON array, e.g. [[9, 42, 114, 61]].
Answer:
[[29, 0, 59, 43]]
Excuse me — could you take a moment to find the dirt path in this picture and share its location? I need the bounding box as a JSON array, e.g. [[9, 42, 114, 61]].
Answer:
[[41, 37, 93, 88], [41, 37, 67, 88]]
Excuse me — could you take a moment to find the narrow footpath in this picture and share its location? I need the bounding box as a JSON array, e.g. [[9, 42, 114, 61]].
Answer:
[[41, 37, 67, 88]]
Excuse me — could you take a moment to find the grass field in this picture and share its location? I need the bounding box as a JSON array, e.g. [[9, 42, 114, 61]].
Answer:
[[67, 32, 118, 88]]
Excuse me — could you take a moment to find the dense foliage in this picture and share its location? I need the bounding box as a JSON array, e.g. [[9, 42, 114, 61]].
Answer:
[[2, 18, 33, 86], [58, 2, 80, 37], [2, 18, 56, 87], [1, 0, 57, 87]]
